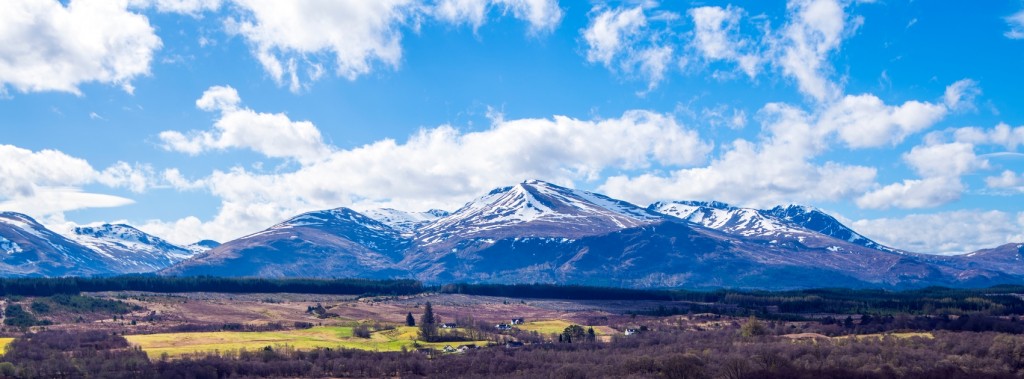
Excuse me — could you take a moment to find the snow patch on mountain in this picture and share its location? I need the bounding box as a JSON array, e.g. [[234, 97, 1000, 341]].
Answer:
[[361, 208, 449, 234], [249, 207, 408, 252], [650, 201, 800, 237], [0, 236, 22, 254], [764, 204, 886, 250], [0, 212, 48, 240], [186, 240, 220, 254]]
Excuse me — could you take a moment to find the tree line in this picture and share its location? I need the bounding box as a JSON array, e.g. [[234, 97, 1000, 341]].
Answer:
[[0, 276, 423, 297], [442, 283, 1024, 316], [1, 277, 1022, 317]]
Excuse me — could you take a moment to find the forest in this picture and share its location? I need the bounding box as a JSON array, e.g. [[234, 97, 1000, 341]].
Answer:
[[4, 276, 1023, 317], [0, 276, 423, 297], [441, 283, 1024, 316]]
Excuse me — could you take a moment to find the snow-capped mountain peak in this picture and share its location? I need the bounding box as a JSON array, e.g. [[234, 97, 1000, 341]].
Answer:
[[650, 201, 794, 237], [69, 223, 195, 269], [763, 205, 882, 248], [269, 207, 396, 234], [0, 211, 50, 241], [415, 180, 661, 244], [74, 224, 158, 245], [0, 212, 121, 277], [240, 207, 409, 254], [649, 201, 892, 252]]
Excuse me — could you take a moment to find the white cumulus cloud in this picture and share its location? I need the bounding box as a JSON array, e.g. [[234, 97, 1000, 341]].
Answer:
[[225, 0, 562, 92], [583, 6, 647, 66], [599, 85, 954, 209], [225, 0, 417, 92], [128, 0, 222, 15], [856, 177, 964, 210], [953, 123, 1024, 150], [688, 5, 760, 77], [852, 210, 1024, 254], [158, 85, 332, 163], [820, 94, 947, 148], [986, 170, 1024, 193], [903, 142, 987, 178], [943, 78, 981, 112], [0, 0, 161, 95], [581, 5, 676, 92], [434, 0, 562, 32], [857, 140, 985, 210], [774, 0, 859, 102]]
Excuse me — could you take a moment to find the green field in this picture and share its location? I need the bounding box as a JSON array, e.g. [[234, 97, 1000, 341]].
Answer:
[[125, 326, 489, 358]]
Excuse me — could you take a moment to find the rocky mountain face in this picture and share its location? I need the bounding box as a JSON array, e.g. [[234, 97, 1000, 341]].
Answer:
[[159, 180, 1023, 289]]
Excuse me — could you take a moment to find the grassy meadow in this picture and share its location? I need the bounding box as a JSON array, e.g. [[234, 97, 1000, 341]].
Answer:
[[517, 319, 617, 336], [125, 326, 490, 358]]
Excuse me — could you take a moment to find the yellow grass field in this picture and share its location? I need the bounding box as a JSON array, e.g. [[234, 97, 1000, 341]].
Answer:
[[839, 332, 934, 340], [125, 326, 489, 358], [0, 338, 13, 355], [516, 320, 617, 336]]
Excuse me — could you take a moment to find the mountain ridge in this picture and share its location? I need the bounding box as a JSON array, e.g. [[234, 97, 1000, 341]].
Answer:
[[1, 180, 1021, 289], [160, 180, 1023, 289]]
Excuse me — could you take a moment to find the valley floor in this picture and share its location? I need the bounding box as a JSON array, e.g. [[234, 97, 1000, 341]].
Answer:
[[2, 286, 1024, 377]]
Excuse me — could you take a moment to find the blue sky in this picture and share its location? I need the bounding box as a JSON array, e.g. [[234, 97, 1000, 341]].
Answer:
[[1, 0, 1023, 254]]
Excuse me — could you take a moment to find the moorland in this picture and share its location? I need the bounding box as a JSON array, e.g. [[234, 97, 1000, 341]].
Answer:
[[0, 277, 1023, 378]]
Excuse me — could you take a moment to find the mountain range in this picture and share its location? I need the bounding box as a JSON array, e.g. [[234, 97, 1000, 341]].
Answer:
[[2, 180, 1022, 289], [0, 212, 213, 277]]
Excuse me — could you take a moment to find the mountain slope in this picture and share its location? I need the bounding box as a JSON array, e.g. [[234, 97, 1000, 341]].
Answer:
[[948, 243, 1024, 276], [69, 224, 195, 273], [163, 208, 410, 278], [0, 212, 116, 277]]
